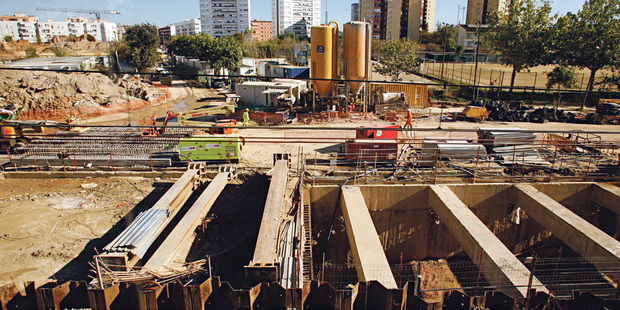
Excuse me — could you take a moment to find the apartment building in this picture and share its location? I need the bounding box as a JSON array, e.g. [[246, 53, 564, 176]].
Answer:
[[200, 0, 251, 38], [359, 0, 435, 41], [251, 20, 273, 41], [272, 0, 321, 37], [351, 3, 360, 21], [0, 17, 119, 43], [466, 0, 510, 24], [175, 18, 202, 36], [1, 14, 39, 22]]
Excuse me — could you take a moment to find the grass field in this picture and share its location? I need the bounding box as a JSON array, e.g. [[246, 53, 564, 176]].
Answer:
[[420, 62, 614, 91]]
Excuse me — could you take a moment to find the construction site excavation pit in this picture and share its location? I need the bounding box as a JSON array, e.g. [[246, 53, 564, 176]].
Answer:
[[307, 182, 620, 301]]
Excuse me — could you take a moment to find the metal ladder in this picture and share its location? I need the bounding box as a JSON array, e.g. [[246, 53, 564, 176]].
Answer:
[[301, 197, 313, 286]]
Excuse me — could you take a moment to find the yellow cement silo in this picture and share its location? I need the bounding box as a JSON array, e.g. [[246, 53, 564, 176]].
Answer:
[[343, 21, 371, 95], [310, 22, 338, 97]]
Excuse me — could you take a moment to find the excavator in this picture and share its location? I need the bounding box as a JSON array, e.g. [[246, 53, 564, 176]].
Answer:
[[140, 104, 244, 162], [141, 104, 237, 136]]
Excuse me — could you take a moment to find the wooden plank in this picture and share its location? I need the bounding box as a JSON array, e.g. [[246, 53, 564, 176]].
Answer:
[[143, 172, 229, 271]]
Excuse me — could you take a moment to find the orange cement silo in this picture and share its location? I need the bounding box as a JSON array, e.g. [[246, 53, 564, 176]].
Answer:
[[343, 21, 371, 95], [310, 22, 338, 97]]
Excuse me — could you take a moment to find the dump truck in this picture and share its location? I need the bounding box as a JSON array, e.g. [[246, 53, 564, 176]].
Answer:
[[586, 99, 620, 124]]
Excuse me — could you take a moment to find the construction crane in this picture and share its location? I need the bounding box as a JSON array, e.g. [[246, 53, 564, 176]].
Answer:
[[36, 7, 121, 20]]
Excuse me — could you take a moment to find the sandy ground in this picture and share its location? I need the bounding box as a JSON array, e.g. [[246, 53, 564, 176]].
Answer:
[[0, 177, 171, 287]]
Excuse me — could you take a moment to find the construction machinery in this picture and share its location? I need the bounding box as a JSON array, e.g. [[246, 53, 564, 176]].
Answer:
[[178, 134, 244, 162], [0, 120, 70, 152], [142, 104, 236, 136], [455, 105, 490, 122], [586, 99, 620, 124], [36, 7, 120, 20]]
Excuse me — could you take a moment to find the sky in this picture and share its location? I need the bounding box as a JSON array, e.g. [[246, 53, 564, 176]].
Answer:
[[3, 0, 588, 28]]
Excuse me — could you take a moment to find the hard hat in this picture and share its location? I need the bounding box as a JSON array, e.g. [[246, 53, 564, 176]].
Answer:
[[245, 108, 249, 111]]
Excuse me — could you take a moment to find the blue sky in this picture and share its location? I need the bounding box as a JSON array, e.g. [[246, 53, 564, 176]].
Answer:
[[4, 0, 587, 28]]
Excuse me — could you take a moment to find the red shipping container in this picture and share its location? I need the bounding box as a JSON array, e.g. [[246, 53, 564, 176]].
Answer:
[[345, 139, 399, 161], [355, 124, 399, 140]]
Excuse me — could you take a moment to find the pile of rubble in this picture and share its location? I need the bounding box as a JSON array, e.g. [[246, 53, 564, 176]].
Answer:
[[0, 70, 154, 119]]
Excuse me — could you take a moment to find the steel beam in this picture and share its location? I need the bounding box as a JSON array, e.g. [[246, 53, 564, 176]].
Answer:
[[143, 172, 229, 271], [340, 185, 398, 289], [246, 160, 289, 284], [514, 184, 620, 278], [428, 185, 547, 298]]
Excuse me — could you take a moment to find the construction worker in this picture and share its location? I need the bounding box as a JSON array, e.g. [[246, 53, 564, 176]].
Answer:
[[243, 108, 250, 126], [404, 109, 413, 129]]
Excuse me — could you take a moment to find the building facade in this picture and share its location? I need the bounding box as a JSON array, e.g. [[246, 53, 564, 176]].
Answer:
[[158, 25, 176, 43], [359, 0, 435, 41], [174, 18, 201, 36], [200, 0, 251, 38], [0, 18, 119, 43], [272, 0, 321, 38], [351, 3, 360, 21], [251, 20, 273, 41], [466, 0, 509, 24], [1, 14, 39, 22]]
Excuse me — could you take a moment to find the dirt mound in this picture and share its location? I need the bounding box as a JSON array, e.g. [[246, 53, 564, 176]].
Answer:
[[0, 70, 155, 119]]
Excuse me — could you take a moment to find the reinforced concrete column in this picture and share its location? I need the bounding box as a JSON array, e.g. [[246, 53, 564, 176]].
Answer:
[[514, 184, 620, 275], [428, 185, 547, 298], [340, 185, 398, 289]]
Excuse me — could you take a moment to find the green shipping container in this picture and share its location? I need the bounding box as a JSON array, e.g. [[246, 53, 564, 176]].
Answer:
[[179, 134, 243, 162]]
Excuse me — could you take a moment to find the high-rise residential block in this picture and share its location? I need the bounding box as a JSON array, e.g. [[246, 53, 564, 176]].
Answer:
[[466, 0, 510, 24], [272, 0, 321, 38], [351, 3, 360, 21], [200, 0, 251, 38], [359, 0, 435, 41]]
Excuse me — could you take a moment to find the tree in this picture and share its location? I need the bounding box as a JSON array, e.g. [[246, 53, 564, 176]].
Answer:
[[207, 37, 243, 74], [373, 39, 421, 81], [25, 46, 38, 58], [168, 34, 203, 57], [482, 0, 555, 90], [546, 66, 577, 108], [554, 0, 620, 108], [123, 23, 160, 72], [598, 73, 620, 91], [420, 23, 458, 52], [3, 36, 12, 42]]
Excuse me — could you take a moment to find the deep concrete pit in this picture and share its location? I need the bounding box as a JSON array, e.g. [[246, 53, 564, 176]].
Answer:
[[308, 182, 620, 297]]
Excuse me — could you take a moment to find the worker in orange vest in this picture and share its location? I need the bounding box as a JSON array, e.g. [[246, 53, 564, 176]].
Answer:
[[404, 109, 413, 129]]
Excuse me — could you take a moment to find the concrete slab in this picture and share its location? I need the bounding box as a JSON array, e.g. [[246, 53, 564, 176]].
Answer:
[[514, 184, 620, 276], [428, 185, 547, 298], [340, 185, 398, 289]]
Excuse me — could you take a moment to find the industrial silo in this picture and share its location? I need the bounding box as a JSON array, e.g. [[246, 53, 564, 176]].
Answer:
[[343, 21, 371, 95], [310, 22, 338, 98]]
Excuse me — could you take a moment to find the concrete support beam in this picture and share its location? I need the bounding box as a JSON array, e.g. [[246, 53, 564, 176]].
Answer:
[[514, 184, 620, 275], [591, 183, 620, 214], [143, 172, 229, 271], [340, 185, 398, 289], [246, 160, 289, 284], [428, 185, 546, 298]]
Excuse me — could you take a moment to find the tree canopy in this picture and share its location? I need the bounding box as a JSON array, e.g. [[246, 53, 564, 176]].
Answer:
[[373, 39, 421, 81], [123, 23, 160, 72], [553, 0, 620, 106], [482, 0, 555, 90], [168, 34, 243, 74], [419, 24, 458, 52]]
